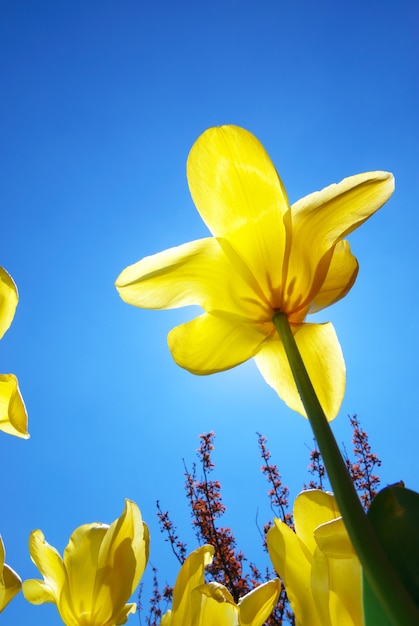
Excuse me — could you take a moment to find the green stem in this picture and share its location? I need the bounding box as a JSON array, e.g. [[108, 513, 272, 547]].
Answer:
[[273, 312, 419, 626]]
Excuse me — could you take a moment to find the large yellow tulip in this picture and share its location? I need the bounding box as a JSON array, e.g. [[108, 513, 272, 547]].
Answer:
[[23, 500, 149, 626], [0, 267, 28, 438], [267, 490, 363, 625], [161, 544, 280, 626], [116, 125, 394, 420]]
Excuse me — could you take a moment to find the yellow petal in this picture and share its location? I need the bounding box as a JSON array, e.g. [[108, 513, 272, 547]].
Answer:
[[286, 171, 394, 312], [312, 519, 362, 626], [254, 323, 345, 420], [309, 240, 359, 314], [0, 537, 22, 613], [195, 582, 238, 625], [0, 374, 29, 438], [267, 520, 320, 626], [94, 500, 149, 622], [114, 602, 137, 624], [187, 125, 290, 303], [293, 491, 340, 556], [0, 267, 18, 340], [116, 238, 269, 321], [26, 530, 66, 603], [22, 579, 55, 605], [169, 545, 214, 626], [62, 522, 108, 622], [168, 313, 270, 375], [238, 578, 281, 626]]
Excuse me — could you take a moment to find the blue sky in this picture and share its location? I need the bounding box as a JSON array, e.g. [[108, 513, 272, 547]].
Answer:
[[1, 1, 418, 624]]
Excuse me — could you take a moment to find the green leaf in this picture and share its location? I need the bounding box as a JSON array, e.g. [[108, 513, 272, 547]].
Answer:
[[363, 484, 419, 624]]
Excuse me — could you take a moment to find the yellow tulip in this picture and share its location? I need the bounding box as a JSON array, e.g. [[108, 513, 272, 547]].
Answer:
[[0, 267, 28, 438], [161, 544, 280, 626], [267, 490, 363, 626], [23, 500, 149, 626], [0, 535, 22, 613], [116, 125, 394, 420]]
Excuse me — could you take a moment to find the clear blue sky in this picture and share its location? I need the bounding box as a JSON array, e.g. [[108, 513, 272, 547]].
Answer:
[[1, 1, 418, 624]]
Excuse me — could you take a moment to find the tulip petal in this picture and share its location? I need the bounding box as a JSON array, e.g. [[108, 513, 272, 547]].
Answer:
[[62, 523, 108, 621], [238, 578, 281, 626], [22, 579, 55, 605], [187, 125, 290, 302], [267, 520, 321, 626], [168, 313, 270, 375], [170, 545, 214, 626], [0, 267, 18, 340], [114, 602, 137, 624], [116, 238, 269, 321], [286, 171, 394, 311], [312, 518, 362, 626], [309, 240, 358, 314], [27, 530, 66, 603], [0, 537, 22, 613], [94, 500, 148, 622], [0, 374, 29, 438], [294, 491, 341, 555], [195, 582, 238, 625], [254, 323, 345, 420]]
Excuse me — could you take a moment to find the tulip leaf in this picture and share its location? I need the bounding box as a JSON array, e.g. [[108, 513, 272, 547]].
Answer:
[[362, 484, 419, 625]]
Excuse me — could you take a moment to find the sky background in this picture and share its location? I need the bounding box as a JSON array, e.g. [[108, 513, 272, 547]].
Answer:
[[1, 1, 418, 624]]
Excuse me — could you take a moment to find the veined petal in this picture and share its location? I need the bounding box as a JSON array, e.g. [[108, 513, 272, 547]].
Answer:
[[286, 171, 394, 311], [0, 374, 29, 438], [62, 523, 108, 621], [238, 578, 281, 626], [116, 238, 269, 321], [254, 323, 345, 421], [294, 491, 340, 556], [169, 545, 214, 626], [168, 314, 270, 375], [309, 240, 358, 314], [0, 267, 18, 340], [94, 500, 149, 623], [187, 125, 291, 302], [27, 530, 67, 603], [267, 520, 321, 626]]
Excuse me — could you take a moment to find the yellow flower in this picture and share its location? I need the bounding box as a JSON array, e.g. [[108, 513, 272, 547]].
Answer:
[[0, 535, 22, 613], [116, 125, 394, 420], [0, 267, 28, 438], [23, 500, 149, 626], [161, 544, 280, 626], [267, 490, 363, 626]]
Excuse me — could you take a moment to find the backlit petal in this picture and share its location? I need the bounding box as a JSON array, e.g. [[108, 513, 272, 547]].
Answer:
[[114, 602, 137, 624], [294, 491, 340, 556], [254, 323, 344, 420], [286, 171, 394, 311], [170, 545, 214, 626], [94, 500, 149, 623], [238, 578, 281, 626], [187, 125, 290, 302], [195, 582, 238, 625], [116, 238, 269, 321], [0, 374, 29, 438], [168, 314, 270, 375], [27, 530, 66, 603], [62, 523, 108, 621], [22, 579, 55, 605], [267, 520, 321, 626], [309, 240, 358, 314], [0, 537, 22, 613], [0, 267, 18, 340]]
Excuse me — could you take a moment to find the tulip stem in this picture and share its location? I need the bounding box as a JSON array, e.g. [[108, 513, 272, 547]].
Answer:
[[272, 311, 419, 626]]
